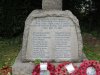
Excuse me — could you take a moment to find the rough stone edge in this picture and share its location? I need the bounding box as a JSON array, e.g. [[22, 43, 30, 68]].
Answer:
[[21, 10, 86, 62], [65, 11, 87, 61]]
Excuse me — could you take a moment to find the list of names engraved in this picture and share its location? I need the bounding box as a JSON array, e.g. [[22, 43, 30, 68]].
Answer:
[[26, 17, 78, 61]]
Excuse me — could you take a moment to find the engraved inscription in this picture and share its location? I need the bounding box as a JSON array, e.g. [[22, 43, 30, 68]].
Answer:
[[26, 17, 78, 61]]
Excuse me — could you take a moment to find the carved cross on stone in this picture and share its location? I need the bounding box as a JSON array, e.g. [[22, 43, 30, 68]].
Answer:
[[42, 0, 62, 10]]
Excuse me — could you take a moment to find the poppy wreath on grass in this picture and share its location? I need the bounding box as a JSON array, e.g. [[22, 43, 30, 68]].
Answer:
[[55, 62, 79, 75], [79, 60, 100, 75], [32, 63, 55, 75], [0, 66, 12, 75]]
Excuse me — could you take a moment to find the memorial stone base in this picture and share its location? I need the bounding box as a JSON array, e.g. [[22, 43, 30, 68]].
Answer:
[[12, 51, 34, 75], [12, 51, 82, 75]]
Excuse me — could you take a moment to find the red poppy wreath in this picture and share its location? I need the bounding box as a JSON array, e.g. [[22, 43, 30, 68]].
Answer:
[[79, 60, 100, 75], [55, 61, 79, 75], [32, 63, 55, 75]]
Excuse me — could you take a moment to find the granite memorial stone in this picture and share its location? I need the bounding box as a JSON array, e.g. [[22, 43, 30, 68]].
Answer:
[[12, 0, 86, 75], [22, 10, 84, 62]]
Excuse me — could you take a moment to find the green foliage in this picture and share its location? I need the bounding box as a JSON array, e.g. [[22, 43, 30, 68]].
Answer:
[[83, 44, 100, 61], [34, 59, 41, 65], [91, 31, 100, 38]]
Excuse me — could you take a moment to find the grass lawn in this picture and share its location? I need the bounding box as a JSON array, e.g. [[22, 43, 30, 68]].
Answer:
[[0, 33, 100, 68], [83, 33, 100, 61], [0, 36, 22, 68]]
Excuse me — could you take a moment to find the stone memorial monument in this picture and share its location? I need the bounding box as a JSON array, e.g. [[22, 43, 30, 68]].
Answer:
[[12, 0, 86, 75]]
